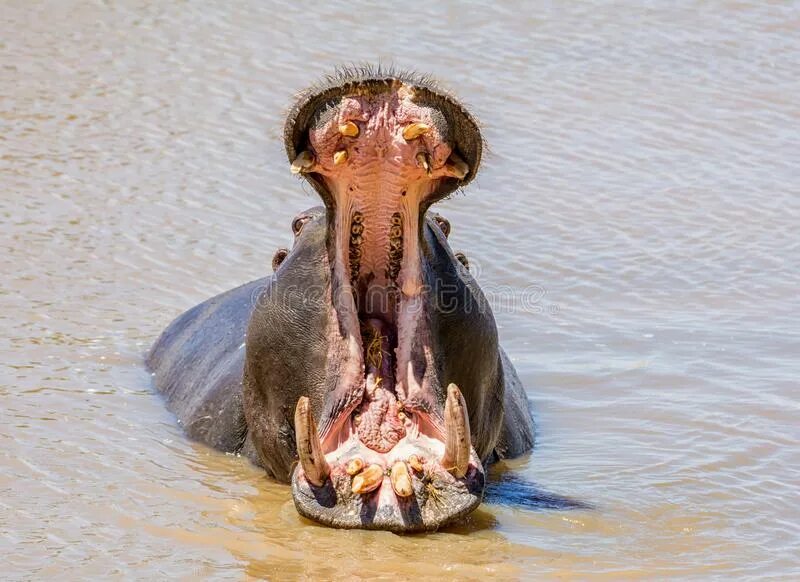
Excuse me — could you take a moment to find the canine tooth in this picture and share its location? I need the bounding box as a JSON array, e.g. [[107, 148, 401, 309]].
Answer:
[[402, 122, 430, 141], [415, 152, 431, 176], [408, 455, 424, 473], [351, 464, 383, 494], [446, 152, 469, 179], [390, 461, 414, 498], [290, 150, 315, 175], [293, 396, 330, 487], [339, 121, 359, 137], [441, 383, 471, 478], [333, 150, 348, 165], [346, 458, 364, 476]]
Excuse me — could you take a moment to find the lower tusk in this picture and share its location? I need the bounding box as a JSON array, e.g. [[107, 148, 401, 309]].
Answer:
[[445, 152, 469, 180], [351, 464, 384, 495], [293, 396, 330, 487], [441, 383, 471, 478], [390, 461, 414, 498]]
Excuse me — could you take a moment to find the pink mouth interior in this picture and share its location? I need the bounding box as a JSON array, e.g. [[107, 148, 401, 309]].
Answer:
[[292, 84, 481, 510]]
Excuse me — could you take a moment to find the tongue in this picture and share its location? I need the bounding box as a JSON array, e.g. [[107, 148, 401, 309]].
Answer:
[[355, 318, 406, 452]]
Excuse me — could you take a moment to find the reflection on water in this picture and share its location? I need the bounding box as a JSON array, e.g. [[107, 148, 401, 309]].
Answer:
[[2, 0, 799, 578]]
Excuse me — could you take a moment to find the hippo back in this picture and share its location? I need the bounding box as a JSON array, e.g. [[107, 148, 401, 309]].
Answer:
[[146, 278, 269, 459]]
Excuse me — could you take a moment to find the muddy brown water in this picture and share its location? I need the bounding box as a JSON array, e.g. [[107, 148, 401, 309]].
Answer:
[[2, 1, 799, 579]]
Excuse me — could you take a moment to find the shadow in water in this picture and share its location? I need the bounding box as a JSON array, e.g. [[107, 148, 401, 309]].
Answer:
[[483, 465, 593, 511]]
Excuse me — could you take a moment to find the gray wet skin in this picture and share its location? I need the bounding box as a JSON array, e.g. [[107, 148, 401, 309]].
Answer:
[[147, 67, 535, 532]]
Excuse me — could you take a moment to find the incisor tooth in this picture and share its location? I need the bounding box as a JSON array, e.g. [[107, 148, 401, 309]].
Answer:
[[290, 150, 315, 175], [390, 461, 414, 498], [408, 455, 424, 473], [339, 121, 359, 137], [333, 150, 348, 165], [402, 122, 430, 141], [351, 464, 384, 495], [441, 383, 471, 478], [345, 458, 364, 476]]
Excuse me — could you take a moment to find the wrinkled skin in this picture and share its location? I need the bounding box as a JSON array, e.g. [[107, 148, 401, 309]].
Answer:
[[147, 67, 535, 532]]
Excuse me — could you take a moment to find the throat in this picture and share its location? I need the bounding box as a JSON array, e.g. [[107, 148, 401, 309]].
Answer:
[[355, 318, 405, 452]]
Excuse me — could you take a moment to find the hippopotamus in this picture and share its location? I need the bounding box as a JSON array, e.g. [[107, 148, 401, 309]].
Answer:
[[147, 66, 535, 532]]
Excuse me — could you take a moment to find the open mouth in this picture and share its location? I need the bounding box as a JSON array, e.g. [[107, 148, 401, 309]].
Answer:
[[285, 71, 486, 531]]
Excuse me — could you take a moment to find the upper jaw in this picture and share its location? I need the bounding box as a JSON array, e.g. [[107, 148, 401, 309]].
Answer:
[[284, 66, 482, 204]]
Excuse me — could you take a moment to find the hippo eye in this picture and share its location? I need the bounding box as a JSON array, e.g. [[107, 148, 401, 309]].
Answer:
[[434, 215, 451, 238], [292, 216, 310, 236]]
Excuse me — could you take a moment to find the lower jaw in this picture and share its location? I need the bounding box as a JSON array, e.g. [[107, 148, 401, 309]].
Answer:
[[291, 462, 484, 532], [291, 362, 487, 530]]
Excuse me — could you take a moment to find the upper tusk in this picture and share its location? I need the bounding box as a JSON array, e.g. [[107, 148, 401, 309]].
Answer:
[[441, 383, 471, 478], [293, 396, 330, 487], [290, 150, 315, 175], [338, 121, 359, 138], [446, 152, 469, 180], [403, 122, 430, 141]]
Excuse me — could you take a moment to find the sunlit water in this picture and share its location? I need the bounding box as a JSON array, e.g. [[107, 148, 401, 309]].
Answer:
[[2, 1, 799, 579]]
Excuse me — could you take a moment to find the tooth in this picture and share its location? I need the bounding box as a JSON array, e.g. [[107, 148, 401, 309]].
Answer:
[[351, 464, 383, 494], [290, 150, 315, 175], [390, 461, 414, 498], [333, 150, 348, 165], [403, 122, 430, 141], [293, 396, 329, 487], [446, 152, 469, 179], [441, 383, 471, 478], [339, 121, 359, 138], [345, 457, 364, 476], [408, 455, 424, 473], [416, 152, 431, 176]]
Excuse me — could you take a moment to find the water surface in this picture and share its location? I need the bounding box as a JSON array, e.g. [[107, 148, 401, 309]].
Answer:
[[2, 0, 799, 579]]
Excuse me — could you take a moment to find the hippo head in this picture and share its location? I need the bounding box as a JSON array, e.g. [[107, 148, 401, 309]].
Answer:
[[243, 67, 504, 532]]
